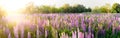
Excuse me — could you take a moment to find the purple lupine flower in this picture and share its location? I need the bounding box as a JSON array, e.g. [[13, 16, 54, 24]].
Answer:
[[101, 29, 105, 35], [81, 17, 86, 32], [50, 20, 57, 28], [88, 18, 92, 32], [90, 33, 94, 38], [85, 33, 90, 38], [8, 33, 11, 38], [27, 32, 31, 38], [97, 29, 105, 38], [3, 27, 10, 35], [112, 26, 115, 34], [29, 24, 36, 31], [85, 32, 94, 38], [71, 17, 79, 27], [92, 33, 94, 38], [107, 20, 113, 29], [97, 18, 102, 23], [39, 27, 45, 35], [75, 20, 79, 27]]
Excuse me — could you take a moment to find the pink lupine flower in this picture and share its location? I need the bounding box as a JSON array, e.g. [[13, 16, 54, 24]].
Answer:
[[45, 30, 48, 38], [60, 33, 69, 38], [13, 26, 19, 38], [28, 32, 31, 38], [8, 33, 11, 38], [72, 31, 76, 38], [20, 26, 24, 38], [78, 32, 84, 38], [36, 26, 40, 38]]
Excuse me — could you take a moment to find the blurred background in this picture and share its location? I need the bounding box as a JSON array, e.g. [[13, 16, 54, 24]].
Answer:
[[0, 0, 120, 16], [0, 0, 120, 38]]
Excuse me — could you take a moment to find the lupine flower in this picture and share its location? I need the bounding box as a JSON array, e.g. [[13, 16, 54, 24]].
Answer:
[[60, 33, 69, 38], [78, 32, 84, 38], [8, 33, 11, 38], [107, 20, 113, 29], [36, 26, 40, 38], [97, 29, 105, 38], [20, 26, 24, 38], [85, 33, 91, 38], [72, 31, 76, 38], [27, 32, 31, 38], [88, 18, 92, 32], [13, 26, 19, 38], [3, 27, 10, 35], [45, 30, 48, 38], [116, 25, 120, 30], [81, 17, 86, 32], [0, 14, 120, 38]]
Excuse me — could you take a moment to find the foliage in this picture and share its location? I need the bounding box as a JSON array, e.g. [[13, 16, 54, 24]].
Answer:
[[92, 4, 111, 13], [0, 14, 120, 38], [23, 3, 91, 13], [111, 3, 120, 13]]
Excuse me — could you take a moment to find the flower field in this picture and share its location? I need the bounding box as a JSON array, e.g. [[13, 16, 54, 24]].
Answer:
[[0, 14, 120, 38]]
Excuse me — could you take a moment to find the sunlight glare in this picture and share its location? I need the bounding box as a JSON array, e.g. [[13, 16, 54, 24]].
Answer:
[[0, 0, 30, 23], [5, 12, 24, 24], [0, 0, 29, 11]]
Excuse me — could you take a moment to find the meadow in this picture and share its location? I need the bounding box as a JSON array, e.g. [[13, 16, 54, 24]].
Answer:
[[0, 13, 120, 38]]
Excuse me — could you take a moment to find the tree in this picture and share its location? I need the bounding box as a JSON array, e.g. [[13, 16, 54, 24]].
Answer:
[[35, 5, 58, 13], [23, 3, 91, 13], [72, 4, 86, 13], [23, 2, 36, 14], [60, 4, 71, 13], [92, 4, 111, 13], [99, 4, 111, 13], [85, 8, 91, 12], [112, 3, 120, 13], [92, 6, 101, 13]]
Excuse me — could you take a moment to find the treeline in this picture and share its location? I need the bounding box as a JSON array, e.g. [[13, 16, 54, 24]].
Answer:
[[0, 3, 120, 14], [92, 3, 120, 13], [22, 3, 120, 14], [22, 3, 91, 14]]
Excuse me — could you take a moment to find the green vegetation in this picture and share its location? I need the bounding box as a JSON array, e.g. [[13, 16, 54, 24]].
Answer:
[[0, 3, 120, 14], [22, 3, 120, 14], [22, 3, 91, 14]]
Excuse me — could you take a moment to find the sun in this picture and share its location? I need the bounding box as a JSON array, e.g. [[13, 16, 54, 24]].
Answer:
[[0, 0, 28, 16], [0, 0, 30, 23], [0, 0, 28, 12]]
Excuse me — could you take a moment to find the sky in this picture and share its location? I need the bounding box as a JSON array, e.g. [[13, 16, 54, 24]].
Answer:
[[0, 0, 120, 11], [33, 0, 120, 8], [0, 0, 119, 23]]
